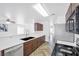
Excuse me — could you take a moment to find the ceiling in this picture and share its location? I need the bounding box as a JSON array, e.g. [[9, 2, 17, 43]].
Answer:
[[0, 3, 70, 23], [43, 3, 70, 17]]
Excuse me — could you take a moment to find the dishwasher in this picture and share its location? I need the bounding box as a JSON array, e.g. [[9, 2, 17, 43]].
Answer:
[[4, 44, 23, 56]]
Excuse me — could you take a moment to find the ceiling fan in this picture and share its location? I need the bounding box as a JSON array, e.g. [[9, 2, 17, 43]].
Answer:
[[6, 19, 15, 24]]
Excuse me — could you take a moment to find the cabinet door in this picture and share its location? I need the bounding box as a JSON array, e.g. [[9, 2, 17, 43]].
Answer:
[[66, 3, 79, 20], [72, 3, 79, 13], [41, 36, 45, 43], [40, 36, 45, 44], [37, 38, 40, 47], [34, 23, 43, 31], [40, 37, 43, 45], [23, 41, 33, 56], [32, 39, 38, 51], [66, 4, 72, 20], [37, 36, 45, 47], [0, 50, 4, 56]]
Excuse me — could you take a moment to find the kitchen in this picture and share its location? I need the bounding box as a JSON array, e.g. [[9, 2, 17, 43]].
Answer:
[[0, 3, 52, 56], [0, 3, 79, 56]]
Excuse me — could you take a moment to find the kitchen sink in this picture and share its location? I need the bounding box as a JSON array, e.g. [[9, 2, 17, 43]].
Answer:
[[21, 37, 35, 41]]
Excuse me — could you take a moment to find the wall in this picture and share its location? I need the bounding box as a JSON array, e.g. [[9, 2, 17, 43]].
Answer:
[[54, 24, 74, 43], [55, 16, 66, 24], [0, 4, 39, 37], [0, 4, 52, 39], [24, 22, 34, 35], [48, 15, 56, 53], [43, 21, 50, 42], [0, 20, 17, 37], [54, 16, 74, 43]]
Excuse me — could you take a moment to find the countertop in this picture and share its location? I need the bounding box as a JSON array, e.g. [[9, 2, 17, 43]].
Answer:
[[57, 40, 76, 47], [0, 32, 45, 51]]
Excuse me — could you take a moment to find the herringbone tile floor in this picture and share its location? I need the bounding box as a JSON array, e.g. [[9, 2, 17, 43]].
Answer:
[[30, 42, 51, 56]]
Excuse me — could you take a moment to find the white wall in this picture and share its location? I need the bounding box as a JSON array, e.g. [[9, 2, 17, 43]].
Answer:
[[54, 16, 74, 43], [47, 15, 56, 52], [0, 4, 38, 36], [43, 21, 50, 42], [0, 19, 17, 37], [24, 23, 34, 35], [55, 16, 66, 24], [54, 24, 74, 43]]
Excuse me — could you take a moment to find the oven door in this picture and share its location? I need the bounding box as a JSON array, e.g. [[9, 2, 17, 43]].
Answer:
[[4, 44, 23, 56]]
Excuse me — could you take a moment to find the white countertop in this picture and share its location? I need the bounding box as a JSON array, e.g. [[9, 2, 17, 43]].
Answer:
[[0, 32, 45, 51], [57, 40, 76, 47]]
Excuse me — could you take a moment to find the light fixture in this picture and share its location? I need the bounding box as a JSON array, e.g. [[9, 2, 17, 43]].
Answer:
[[33, 3, 49, 17]]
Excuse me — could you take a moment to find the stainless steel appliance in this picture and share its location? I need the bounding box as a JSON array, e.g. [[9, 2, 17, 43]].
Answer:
[[4, 44, 23, 56]]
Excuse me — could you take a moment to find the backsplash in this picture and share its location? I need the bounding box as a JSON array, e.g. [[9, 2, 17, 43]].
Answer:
[[54, 24, 74, 43]]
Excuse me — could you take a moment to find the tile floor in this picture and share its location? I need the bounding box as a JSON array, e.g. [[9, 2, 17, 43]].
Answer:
[[30, 42, 51, 56]]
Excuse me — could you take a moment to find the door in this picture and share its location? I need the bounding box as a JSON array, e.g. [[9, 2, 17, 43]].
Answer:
[[4, 44, 23, 56]]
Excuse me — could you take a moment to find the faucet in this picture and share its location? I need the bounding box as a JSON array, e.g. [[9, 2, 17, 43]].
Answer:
[[26, 31, 29, 36]]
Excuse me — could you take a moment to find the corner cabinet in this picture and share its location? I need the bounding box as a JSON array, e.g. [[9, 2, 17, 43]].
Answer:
[[66, 3, 79, 21], [34, 23, 43, 31], [23, 35, 45, 56]]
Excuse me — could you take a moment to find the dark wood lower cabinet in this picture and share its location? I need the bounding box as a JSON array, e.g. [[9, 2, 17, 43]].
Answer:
[[32, 39, 38, 51], [23, 40, 33, 56], [41, 36, 45, 44], [23, 35, 45, 56], [1, 50, 4, 56]]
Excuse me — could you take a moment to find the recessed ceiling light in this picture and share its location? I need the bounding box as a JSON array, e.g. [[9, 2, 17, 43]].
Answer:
[[33, 3, 49, 17]]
